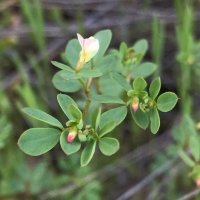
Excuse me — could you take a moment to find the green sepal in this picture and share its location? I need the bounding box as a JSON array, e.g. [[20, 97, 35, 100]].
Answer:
[[149, 77, 161, 99], [77, 119, 83, 129], [157, 92, 178, 112], [149, 107, 160, 134], [18, 128, 60, 156], [99, 121, 117, 138], [92, 107, 102, 131], [66, 120, 77, 127], [127, 90, 138, 97], [133, 77, 147, 91], [130, 105, 149, 129], [99, 137, 119, 156], [81, 140, 97, 167], [22, 108, 63, 129]]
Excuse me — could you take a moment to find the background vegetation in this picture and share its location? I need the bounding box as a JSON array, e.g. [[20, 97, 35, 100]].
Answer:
[[1, 0, 200, 199]]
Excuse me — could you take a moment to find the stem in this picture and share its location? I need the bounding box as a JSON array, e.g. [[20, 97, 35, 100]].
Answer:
[[78, 78, 93, 121], [78, 78, 90, 97], [125, 98, 132, 106], [82, 100, 91, 121]]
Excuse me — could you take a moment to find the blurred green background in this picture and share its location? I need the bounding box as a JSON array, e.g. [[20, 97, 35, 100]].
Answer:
[[1, 0, 200, 199]]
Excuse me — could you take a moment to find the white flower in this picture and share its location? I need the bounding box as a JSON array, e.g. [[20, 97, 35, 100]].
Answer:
[[77, 33, 99, 63]]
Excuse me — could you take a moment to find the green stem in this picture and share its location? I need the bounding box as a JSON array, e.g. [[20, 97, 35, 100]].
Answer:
[[82, 100, 91, 121], [125, 98, 132, 106], [78, 78, 90, 97], [78, 78, 93, 121]]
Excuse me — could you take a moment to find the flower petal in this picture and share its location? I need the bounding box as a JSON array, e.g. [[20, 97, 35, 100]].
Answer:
[[77, 33, 84, 49], [83, 38, 99, 58]]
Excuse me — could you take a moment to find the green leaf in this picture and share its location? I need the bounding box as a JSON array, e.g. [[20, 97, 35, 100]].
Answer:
[[149, 107, 160, 134], [51, 61, 74, 72], [79, 69, 102, 78], [134, 39, 148, 54], [132, 62, 157, 79], [189, 165, 200, 178], [94, 55, 120, 74], [99, 74, 123, 96], [57, 94, 78, 120], [110, 72, 132, 91], [60, 130, 81, 155], [68, 104, 82, 120], [181, 115, 197, 135], [178, 149, 195, 167], [65, 39, 81, 67], [157, 92, 178, 112], [60, 71, 82, 80], [149, 77, 161, 99], [92, 107, 101, 131], [52, 70, 81, 93], [22, 108, 63, 129], [100, 106, 127, 128], [99, 137, 119, 156], [93, 30, 112, 62], [119, 42, 127, 59], [81, 140, 96, 167], [18, 128, 60, 156], [133, 77, 147, 91], [130, 105, 149, 129], [89, 95, 125, 104], [99, 121, 117, 137], [189, 136, 200, 162]]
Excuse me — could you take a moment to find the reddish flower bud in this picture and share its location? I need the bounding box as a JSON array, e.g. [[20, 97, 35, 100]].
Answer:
[[132, 97, 139, 113], [67, 130, 77, 143], [196, 178, 200, 187], [132, 103, 138, 113]]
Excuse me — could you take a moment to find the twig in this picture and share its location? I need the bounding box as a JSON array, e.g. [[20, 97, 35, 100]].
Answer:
[[0, 0, 18, 11], [176, 188, 200, 200], [2, 38, 67, 91], [146, 162, 184, 200], [116, 156, 178, 200]]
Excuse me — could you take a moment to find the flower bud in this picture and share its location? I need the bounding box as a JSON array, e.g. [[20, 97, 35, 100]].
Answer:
[[78, 134, 87, 142], [196, 178, 200, 187], [67, 129, 78, 143], [76, 33, 99, 70], [132, 96, 139, 113]]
